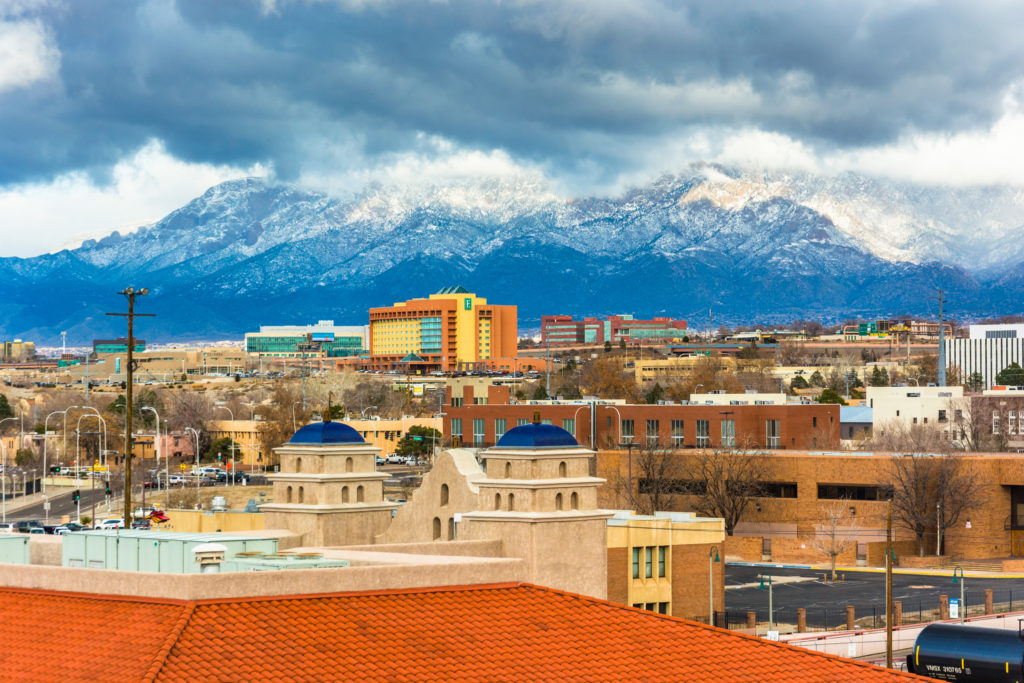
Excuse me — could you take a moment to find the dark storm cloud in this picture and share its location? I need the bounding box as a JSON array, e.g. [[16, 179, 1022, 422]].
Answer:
[[2, 0, 1023, 185]]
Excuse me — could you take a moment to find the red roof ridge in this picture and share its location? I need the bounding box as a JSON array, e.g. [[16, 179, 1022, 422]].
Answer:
[[143, 603, 196, 683], [0, 585, 191, 607], [185, 580, 528, 606]]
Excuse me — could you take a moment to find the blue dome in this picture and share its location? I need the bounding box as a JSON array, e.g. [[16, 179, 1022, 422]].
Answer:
[[494, 423, 579, 449], [289, 421, 365, 444]]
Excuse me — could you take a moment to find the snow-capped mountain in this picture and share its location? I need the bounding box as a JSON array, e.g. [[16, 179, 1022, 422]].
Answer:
[[2, 165, 1023, 342]]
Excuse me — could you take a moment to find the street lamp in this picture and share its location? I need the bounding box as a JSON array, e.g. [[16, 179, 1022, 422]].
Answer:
[[43, 410, 67, 494], [758, 574, 774, 635], [185, 427, 201, 508], [141, 406, 166, 504], [214, 405, 237, 484], [572, 405, 590, 447], [692, 384, 704, 401], [951, 566, 965, 624], [292, 400, 305, 432], [709, 546, 720, 626]]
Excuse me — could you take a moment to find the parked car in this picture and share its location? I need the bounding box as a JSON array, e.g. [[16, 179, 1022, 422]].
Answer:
[[63, 522, 85, 532], [375, 455, 386, 466], [96, 518, 124, 530], [52, 526, 71, 535], [131, 520, 150, 530], [402, 456, 417, 466], [14, 520, 43, 533], [28, 527, 45, 534], [385, 453, 404, 465], [168, 474, 186, 485], [0, 522, 16, 534]]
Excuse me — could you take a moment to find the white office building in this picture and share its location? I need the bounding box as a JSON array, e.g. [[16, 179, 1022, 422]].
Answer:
[[945, 324, 1024, 390]]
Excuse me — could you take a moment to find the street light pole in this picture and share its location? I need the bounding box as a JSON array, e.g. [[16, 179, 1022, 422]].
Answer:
[[758, 574, 774, 634], [952, 567, 965, 624], [185, 427, 201, 508], [43, 410, 67, 496], [709, 546, 720, 625], [214, 405, 235, 485], [141, 406, 164, 506]]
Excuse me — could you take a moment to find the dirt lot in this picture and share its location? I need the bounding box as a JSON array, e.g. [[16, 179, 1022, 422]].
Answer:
[[153, 484, 273, 511]]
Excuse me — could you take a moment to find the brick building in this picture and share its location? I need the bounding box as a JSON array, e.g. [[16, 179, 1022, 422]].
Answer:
[[597, 449, 1024, 562], [442, 385, 839, 450], [541, 314, 688, 347]]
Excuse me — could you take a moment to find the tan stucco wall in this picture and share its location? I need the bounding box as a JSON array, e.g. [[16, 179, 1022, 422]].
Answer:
[[377, 449, 484, 544], [151, 510, 266, 534], [462, 515, 609, 599]]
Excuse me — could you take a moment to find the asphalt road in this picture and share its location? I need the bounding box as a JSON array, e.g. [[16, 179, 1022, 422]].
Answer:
[[7, 487, 109, 523], [725, 565, 1024, 628]]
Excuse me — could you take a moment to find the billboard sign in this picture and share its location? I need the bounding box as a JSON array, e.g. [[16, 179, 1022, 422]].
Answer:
[[311, 333, 335, 342]]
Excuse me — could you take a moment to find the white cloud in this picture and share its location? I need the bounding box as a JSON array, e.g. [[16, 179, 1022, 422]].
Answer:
[[0, 18, 60, 93], [0, 140, 270, 257]]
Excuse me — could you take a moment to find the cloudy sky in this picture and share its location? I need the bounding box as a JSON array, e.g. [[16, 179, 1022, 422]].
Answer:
[[2, 0, 1024, 257]]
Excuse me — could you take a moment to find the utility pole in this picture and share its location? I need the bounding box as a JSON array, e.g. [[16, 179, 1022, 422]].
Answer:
[[886, 499, 893, 669], [106, 287, 153, 528], [545, 340, 551, 398], [937, 289, 947, 386], [936, 501, 942, 557]]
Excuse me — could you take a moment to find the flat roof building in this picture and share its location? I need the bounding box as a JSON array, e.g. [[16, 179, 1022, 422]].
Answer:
[[542, 314, 688, 347], [368, 286, 517, 372], [245, 320, 368, 359]]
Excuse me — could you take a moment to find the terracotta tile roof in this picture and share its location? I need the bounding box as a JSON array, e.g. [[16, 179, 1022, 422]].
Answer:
[[0, 584, 920, 682]]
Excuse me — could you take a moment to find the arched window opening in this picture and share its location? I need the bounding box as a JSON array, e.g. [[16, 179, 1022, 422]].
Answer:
[[298, 486, 305, 504], [357, 485, 365, 503], [504, 461, 512, 478], [440, 483, 450, 506], [432, 517, 441, 540], [570, 491, 579, 510], [287, 486, 293, 503], [342, 486, 349, 503], [495, 493, 501, 510], [555, 492, 563, 510], [296, 457, 302, 473], [507, 493, 515, 511], [558, 461, 567, 478], [447, 517, 455, 541], [345, 457, 353, 473]]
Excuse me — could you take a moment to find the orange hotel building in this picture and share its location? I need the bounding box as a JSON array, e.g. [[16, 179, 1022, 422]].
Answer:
[[364, 286, 522, 373]]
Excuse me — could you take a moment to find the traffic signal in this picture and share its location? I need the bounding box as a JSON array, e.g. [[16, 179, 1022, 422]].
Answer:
[[104, 485, 111, 496], [72, 489, 80, 502]]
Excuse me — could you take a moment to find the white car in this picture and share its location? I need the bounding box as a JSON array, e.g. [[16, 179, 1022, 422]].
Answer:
[[168, 474, 187, 485], [96, 518, 124, 529], [385, 453, 404, 465]]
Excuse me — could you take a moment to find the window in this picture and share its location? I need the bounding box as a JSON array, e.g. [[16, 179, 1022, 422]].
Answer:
[[287, 486, 293, 503], [473, 418, 485, 446], [558, 461, 567, 477], [658, 546, 667, 577], [632, 547, 640, 579], [518, 418, 530, 427], [644, 547, 653, 578], [357, 485, 365, 503], [571, 491, 579, 509], [541, 418, 553, 425], [621, 419, 635, 443], [298, 486, 304, 503], [342, 486, 349, 503], [696, 420, 710, 448], [721, 419, 735, 447], [505, 461, 512, 478], [658, 602, 669, 615], [766, 419, 781, 449], [938, 410, 947, 423], [994, 411, 1001, 435], [507, 493, 515, 511], [296, 457, 302, 473], [562, 418, 575, 435], [345, 457, 353, 473], [671, 419, 684, 447], [759, 482, 798, 498], [1010, 411, 1018, 436], [433, 517, 441, 540], [495, 418, 507, 441], [646, 419, 659, 446], [451, 418, 463, 440], [817, 484, 892, 501], [451, 397, 463, 407], [495, 493, 501, 509], [440, 483, 449, 506], [555, 492, 563, 510], [812, 416, 817, 428]]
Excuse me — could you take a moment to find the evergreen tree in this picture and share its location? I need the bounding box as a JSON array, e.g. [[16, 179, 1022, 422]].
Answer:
[[790, 375, 809, 390], [0, 393, 12, 419], [816, 389, 848, 405], [966, 371, 985, 392], [644, 383, 665, 404], [996, 362, 1024, 386], [809, 370, 826, 387]]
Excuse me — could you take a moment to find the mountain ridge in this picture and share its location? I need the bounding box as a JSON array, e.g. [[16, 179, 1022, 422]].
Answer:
[[3, 167, 1023, 343]]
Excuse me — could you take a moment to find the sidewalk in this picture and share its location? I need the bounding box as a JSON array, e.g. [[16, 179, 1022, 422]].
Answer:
[[728, 560, 1024, 579]]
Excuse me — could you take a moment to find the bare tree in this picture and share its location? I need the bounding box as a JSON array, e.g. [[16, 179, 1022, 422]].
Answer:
[[888, 454, 986, 556], [632, 442, 687, 515], [811, 500, 859, 581], [685, 447, 768, 535], [863, 420, 950, 453]]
